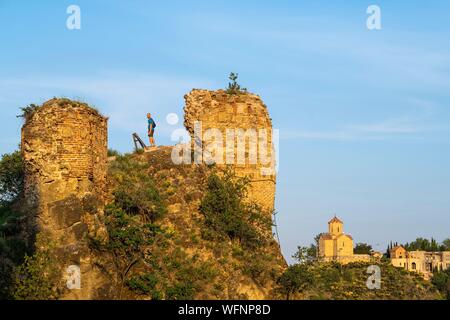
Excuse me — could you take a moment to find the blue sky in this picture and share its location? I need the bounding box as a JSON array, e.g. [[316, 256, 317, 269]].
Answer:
[[1, 1, 450, 262]]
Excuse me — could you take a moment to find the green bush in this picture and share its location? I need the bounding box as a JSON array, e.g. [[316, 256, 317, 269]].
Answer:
[[292, 246, 316, 264], [126, 249, 217, 300], [226, 73, 247, 95], [104, 204, 163, 299], [11, 239, 59, 300], [199, 168, 271, 249], [17, 100, 103, 122], [17, 104, 40, 121], [0, 203, 19, 228], [109, 156, 167, 222], [277, 264, 313, 300], [354, 243, 372, 254], [0, 151, 24, 203], [127, 273, 162, 299], [166, 282, 195, 300], [107, 149, 121, 157], [0, 200, 27, 299], [403, 237, 448, 252], [0, 237, 27, 264], [432, 268, 450, 299], [94, 155, 170, 299]]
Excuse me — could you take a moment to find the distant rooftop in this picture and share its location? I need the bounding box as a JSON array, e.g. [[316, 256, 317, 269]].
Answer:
[[328, 216, 343, 224]]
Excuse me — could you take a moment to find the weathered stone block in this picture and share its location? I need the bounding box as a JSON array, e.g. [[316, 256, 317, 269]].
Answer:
[[48, 196, 84, 229]]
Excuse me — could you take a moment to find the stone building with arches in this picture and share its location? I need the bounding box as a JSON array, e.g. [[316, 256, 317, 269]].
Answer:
[[390, 246, 450, 280]]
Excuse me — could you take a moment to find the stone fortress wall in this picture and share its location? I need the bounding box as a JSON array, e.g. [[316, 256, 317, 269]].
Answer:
[[19, 89, 278, 299], [183, 89, 277, 213], [21, 98, 108, 299]]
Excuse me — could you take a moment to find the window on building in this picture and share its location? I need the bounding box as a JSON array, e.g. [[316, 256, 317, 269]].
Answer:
[[412, 262, 416, 270]]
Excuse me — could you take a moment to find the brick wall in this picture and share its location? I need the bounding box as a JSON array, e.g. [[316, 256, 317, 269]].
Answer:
[[184, 89, 276, 213], [21, 98, 109, 299]]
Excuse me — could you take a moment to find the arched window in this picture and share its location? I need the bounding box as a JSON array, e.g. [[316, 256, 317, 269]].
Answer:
[[412, 262, 416, 270]]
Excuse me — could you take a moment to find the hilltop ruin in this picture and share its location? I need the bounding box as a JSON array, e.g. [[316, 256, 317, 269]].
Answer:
[[18, 90, 282, 299], [184, 89, 277, 213], [21, 98, 110, 299]]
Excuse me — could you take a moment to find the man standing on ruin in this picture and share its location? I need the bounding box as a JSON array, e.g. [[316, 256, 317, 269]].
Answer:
[[147, 113, 156, 147]]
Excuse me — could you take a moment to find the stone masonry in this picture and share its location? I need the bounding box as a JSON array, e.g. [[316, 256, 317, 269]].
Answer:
[[21, 98, 109, 299], [184, 89, 276, 213]]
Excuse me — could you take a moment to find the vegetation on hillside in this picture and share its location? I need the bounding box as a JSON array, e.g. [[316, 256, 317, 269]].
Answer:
[[10, 236, 59, 300], [0, 150, 28, 299], [277, 261, 442, 300], [0, 150, 60, 300], [354, 243, 373, 255], [0, 148, 284, 300], [431, 268, 450, 299], [93, 151, 284, 299], [199, 167, 272, 249], [107, 149, 121, 157], [291, 233, 325, 264], [276, 246, 443, 300], [402, 237, 450, 252], [198, 166, 282, 289], [386, 238, 450, 257], [0, 150, 23, 203], [1, 147, 448, 300]]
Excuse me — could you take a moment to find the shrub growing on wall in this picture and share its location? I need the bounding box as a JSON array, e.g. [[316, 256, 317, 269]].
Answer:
[[199, 167, 272, 249], [104, 203, 163, 299], [226, 73, 247, 95]]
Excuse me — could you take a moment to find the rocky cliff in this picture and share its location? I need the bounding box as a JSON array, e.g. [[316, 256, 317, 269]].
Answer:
[[101, 148, 286, 299], [14, 91, 286, 300]]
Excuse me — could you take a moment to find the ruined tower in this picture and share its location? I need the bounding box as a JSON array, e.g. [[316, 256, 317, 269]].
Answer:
[[184, 89, 277, 213], [21, 98, 108, 299]]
